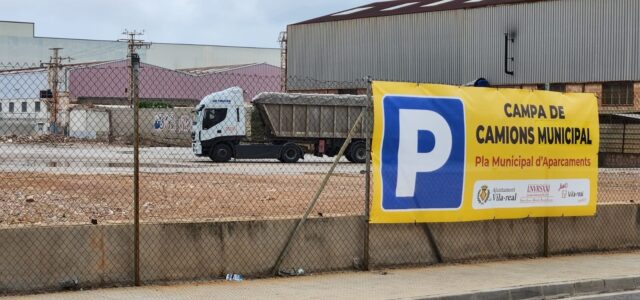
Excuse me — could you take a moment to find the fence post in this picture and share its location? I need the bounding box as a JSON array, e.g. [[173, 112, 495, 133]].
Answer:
[[130, 53, 141, 286], [543, 83, 550, 258], [543, 217, 549, 257], [363, 77, 372, 271]]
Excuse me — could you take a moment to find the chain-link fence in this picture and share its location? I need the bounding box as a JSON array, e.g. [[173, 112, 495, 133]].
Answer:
[[0, 60, 639, 295]]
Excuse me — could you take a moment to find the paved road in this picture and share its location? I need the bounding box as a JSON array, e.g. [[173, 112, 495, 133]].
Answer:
[[3, 143, 639, 177], [0, 143, 363, 175]]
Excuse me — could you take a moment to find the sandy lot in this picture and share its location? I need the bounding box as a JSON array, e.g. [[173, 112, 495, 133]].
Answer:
[[1, 169, 638, 226], [1, 143, 638, 226], [0, 142, 367, 226], [0, 172, 365, 226]]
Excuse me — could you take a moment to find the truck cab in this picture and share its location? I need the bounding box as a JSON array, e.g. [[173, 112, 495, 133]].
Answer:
[[192, 87, 246, 159]]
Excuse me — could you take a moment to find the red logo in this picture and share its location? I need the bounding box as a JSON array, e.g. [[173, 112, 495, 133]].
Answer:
[[527, 184, 550, 193]]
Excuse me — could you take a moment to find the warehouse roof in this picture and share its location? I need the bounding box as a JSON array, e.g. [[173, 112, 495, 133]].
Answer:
[[178, 63, 279, 76], [295, 0, 553, 25]]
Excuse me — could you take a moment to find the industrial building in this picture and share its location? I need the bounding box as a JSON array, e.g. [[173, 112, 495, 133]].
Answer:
[[0, 60, 281, 136], [0, 21, 280, 69], [285, 0, 640, 113], [0, 67, 50, 135], [69, 61, 281, 105], [0, 20, 282, 137]]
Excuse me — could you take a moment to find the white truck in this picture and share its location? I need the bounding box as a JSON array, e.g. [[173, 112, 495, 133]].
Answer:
[[191, 87, 368, 163]]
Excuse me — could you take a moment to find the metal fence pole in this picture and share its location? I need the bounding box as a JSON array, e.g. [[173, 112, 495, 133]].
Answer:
[[543, 217, 549, 257], [130, 53, 141, 286], [363, 77, 372, 271], [543, 83, 550, 258]]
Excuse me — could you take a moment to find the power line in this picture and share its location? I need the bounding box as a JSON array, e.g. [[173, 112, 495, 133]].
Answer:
[[118, 30, 152, 59]]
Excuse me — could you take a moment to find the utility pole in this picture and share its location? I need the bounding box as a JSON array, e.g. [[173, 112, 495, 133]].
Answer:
[[278, 31, 287, 92], [119, 30, 150, 287], [43, 48, 71, 133], [119, 30, 151, 107]]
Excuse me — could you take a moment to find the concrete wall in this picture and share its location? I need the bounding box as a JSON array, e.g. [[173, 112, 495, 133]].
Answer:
[[105, 107, 192, 146], [0, 217, 363, 294], [69, 109, 109, 140], [1, 204, 638, 295], [140, 217, 362, 283], [0, 224, 134, 294], [0, 118, 46, 135]]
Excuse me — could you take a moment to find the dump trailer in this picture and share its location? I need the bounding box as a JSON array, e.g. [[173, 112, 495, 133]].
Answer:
[[191, 87, 368, 163]]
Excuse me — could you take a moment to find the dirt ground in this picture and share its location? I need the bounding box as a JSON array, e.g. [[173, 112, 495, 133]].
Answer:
[[0, 170, 637, 226], [0, 172, 365, 226]]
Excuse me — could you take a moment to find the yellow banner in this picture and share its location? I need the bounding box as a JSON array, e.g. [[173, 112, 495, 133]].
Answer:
[[371, 81, 599, 223]]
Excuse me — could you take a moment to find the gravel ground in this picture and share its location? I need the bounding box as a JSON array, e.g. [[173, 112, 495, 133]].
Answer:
[[0, 142, 638, 227], [0, 169, 637, 227], [0, 172, 365, 226]]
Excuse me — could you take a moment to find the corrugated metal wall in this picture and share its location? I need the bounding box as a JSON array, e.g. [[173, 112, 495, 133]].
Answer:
[[287, 0, 640, 87]]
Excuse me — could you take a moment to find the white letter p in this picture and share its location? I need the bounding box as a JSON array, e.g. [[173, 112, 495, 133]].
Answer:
[[395, 109, 453, 197]]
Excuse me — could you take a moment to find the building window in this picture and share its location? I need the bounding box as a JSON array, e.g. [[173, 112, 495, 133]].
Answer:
[[549, 84, 565, 92], [35, 101, 41, 112], [337, 89, 358, 95], [536, 83, 566, 92], [602, 82, 634, 106], [9, 102, 14, 113], [21, 102, 27, 112]]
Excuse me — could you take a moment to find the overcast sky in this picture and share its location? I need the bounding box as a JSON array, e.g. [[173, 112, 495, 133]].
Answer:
[[0, 0, 372, 48]]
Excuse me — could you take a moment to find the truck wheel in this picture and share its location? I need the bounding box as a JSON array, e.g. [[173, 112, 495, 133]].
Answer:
[[348, 141, 367, 164], [210, 143, 232, 162], [280, 144, 301, 163], [344, 151, 354, 163]]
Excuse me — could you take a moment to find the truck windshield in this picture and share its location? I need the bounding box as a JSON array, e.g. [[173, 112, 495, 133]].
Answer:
[[193, 106, 204, 126], [203, 108, 228, 130]]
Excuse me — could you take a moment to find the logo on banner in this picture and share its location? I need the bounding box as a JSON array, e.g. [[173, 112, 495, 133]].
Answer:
[[477, 185, 490, 204], [380, 96, 465, 210]]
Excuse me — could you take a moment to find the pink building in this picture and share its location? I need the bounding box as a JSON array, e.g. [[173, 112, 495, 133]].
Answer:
[[68, 60, 282, 106]]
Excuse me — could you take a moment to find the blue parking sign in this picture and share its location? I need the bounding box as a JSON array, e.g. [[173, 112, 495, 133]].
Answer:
[[380, 95, 466, 210]]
